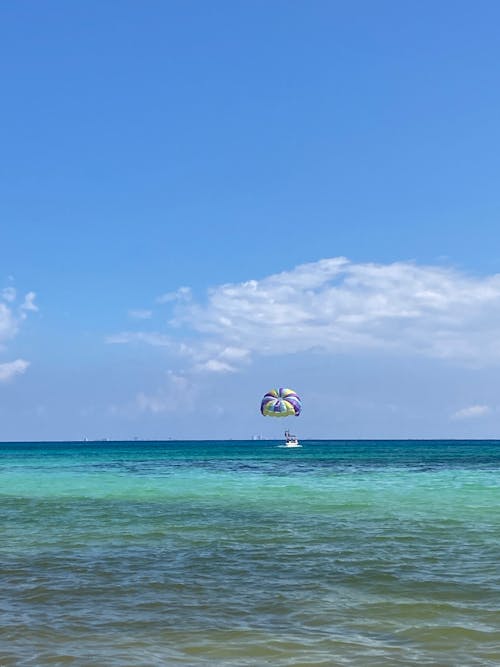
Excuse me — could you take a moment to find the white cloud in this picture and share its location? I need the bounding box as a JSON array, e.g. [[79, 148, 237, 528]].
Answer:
[[170, 258, 500, 367], [194, 359, 236, 373], [179, 343, 250, 373], [106, 332, 172, 347], [0, 359, 30, 382], [156, 286, 192, 304], [20, 291, 38, 313], [110, 257, 500, 372], [2, 287, 16, 303], [451, 404, 491, 420], [0, 302, 19, 344], [0, 287, 37, 383], [128, 309, 152, 320], [135, 371, 195, 414], [136, 392, 174, 414], [1, 289, 37, 344]]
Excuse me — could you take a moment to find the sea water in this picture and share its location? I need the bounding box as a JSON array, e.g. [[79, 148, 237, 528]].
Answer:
[[1, 440, 499, 666]]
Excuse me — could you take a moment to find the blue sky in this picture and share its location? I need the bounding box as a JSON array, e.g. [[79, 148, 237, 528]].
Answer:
[[2, 1, 500, 440]]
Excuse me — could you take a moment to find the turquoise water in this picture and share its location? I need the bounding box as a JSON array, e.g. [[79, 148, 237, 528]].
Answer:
[[1, 440, 499, 666]]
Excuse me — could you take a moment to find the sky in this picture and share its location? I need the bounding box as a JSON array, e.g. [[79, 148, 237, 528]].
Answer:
[[2, 0, 500, 440]]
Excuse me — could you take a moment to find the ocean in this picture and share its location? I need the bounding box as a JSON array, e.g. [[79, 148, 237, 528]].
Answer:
[[1, 440, 499, 666]]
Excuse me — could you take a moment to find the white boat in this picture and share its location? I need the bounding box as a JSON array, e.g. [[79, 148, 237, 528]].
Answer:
[[284, 430, 301, 447]]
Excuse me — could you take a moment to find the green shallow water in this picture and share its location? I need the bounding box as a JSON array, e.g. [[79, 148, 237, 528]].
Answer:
[[1, 440, 499, 666]]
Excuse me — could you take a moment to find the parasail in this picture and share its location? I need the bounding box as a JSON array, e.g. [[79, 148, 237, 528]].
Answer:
[[260, 388, 301, 417]]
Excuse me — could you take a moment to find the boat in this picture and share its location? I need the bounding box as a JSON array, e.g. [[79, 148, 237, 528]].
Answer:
[[284, 430, 301, 447]]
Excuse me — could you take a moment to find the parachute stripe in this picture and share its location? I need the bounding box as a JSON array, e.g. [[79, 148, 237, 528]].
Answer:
[[260, 387, 301, 417]]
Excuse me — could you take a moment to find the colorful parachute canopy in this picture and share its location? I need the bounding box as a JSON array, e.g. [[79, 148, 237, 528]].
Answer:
[[260, 388, 301, 417]]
